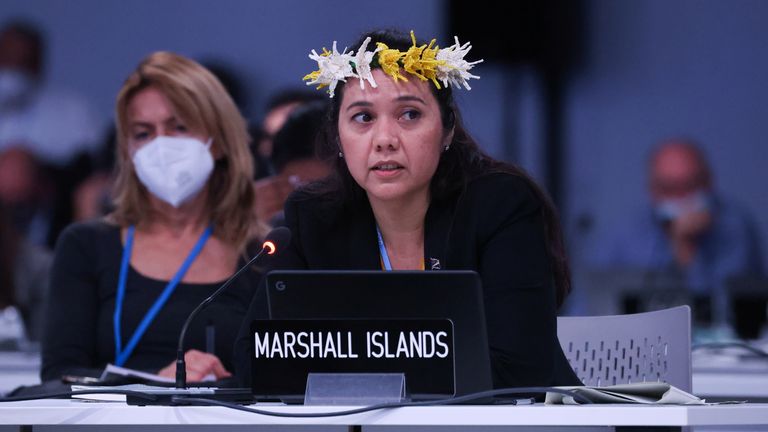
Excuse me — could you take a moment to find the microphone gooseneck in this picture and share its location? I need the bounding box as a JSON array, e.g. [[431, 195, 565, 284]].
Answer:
[[175, 227, 291, 389]]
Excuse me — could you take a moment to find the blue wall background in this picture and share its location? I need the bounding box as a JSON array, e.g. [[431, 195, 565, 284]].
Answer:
[[2, 0, 766, 273], [0, 0, 509, 167], [0, 0, 443, 121]]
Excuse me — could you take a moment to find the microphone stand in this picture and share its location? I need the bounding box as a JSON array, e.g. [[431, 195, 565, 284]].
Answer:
[[125, 227, 289, 405], [175, 244, 271, 389]]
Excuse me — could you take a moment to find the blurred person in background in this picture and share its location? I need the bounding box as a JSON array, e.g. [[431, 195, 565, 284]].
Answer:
[[254, 89, 325, 163], [0, 147, 51, 344], [253, 100, 332, 224], [0, 20, 102, 247], [591, 138, 763, 328], [0, 146, 53, 246], [71, 128, 117, 222], [0, 203, 51, 344]]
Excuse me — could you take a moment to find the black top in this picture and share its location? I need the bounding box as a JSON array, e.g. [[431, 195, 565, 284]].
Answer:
[[41, 221, 260, 382], [234, 172, 580, 388]]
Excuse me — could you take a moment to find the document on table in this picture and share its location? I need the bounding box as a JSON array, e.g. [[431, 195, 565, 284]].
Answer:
[[99, 364, 175, 384], [71, 384, 219, 402], [546, 382, 706, 405], [98, 363, 215, 384]]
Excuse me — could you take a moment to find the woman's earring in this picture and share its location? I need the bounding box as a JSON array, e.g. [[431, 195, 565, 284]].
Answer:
[[338, 151, 344, 158], [443, 144, 450, 152]]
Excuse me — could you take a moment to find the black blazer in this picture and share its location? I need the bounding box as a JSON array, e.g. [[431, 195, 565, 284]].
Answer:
[[235, 172, 581, 388]]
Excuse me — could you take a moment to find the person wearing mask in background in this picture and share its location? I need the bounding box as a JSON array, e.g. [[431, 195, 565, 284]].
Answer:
[[70, 62, 251, 223], [0, 20, 102, 247], [253, 100, 332, 225], [590, 139, 763, 327], [41, 52, 267, 384]]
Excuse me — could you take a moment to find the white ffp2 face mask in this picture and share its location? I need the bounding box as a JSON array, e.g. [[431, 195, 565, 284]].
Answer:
[[654, 190, 712, 223], [132, 135, 214, 208]]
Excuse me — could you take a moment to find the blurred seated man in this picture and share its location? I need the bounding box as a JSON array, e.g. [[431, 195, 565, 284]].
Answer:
[[247, 90, 324, 180], [0, 202, 51, 343], [256, 89, 325, 160], [71, 128, 116, 222], [0, 147, 53, 246], [253, 101, 331, 225], [591, 139, 763, 327], [0, 143, 54, 345]]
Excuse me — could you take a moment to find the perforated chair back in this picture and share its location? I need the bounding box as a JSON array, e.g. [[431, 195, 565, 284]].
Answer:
[[557, 305, 691, 391]]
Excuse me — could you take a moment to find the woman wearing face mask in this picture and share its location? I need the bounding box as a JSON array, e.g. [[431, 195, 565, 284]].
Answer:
[[235, 30, 581, 389], [41, 52, 266, 384]]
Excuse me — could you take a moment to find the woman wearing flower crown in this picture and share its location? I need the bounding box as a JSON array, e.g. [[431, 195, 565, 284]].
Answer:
[[41, 52, 266, 384], [235, 29, 580, 389]]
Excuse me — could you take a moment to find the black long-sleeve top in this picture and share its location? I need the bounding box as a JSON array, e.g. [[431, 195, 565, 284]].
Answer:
[[41, 221, 260, 382], [234, 172, 581, 389]]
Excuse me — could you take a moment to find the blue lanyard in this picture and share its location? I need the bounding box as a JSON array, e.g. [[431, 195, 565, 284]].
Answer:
[[113, 224, 213, 366], [376, 225, 393, 271], [375, 225, 393, 271]]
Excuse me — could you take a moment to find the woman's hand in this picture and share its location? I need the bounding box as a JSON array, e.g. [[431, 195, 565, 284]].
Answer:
[[157, 349, 232, 382]]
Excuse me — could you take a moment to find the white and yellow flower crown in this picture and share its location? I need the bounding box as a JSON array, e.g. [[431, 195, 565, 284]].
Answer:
[[303, 31, 483, 98]]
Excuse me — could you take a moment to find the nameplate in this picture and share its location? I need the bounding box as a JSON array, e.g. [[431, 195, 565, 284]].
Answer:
[[250, 319, 455, 398]]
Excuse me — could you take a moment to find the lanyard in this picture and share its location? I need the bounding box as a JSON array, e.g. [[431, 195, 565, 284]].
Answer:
[[376, 225, 427, 271], [375, 225, 393, 271], [113, 224, 213, 366]]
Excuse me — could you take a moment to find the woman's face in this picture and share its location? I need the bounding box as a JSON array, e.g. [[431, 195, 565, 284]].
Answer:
[[125, 86, 207, 154], [337, 69, 451, 206]]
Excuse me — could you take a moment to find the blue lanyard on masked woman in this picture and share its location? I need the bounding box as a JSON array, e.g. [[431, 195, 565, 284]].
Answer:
[[113, 224, 213, 366]]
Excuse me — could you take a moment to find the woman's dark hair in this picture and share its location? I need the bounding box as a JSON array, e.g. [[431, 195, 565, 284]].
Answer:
[[307, 29, 571, 307]]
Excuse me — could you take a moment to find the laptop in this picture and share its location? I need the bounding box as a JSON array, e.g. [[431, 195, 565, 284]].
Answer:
[[252, 270, 494, 402]]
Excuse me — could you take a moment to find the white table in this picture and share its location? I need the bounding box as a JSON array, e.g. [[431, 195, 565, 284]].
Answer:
[[1, 399, 768, 431]]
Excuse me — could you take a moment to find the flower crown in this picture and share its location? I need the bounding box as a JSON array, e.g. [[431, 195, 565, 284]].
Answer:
[[303, 31, 483, 98]]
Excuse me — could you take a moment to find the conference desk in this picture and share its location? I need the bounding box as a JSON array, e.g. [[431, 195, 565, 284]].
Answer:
[[6, 352, 765, 403], [2, 399, 768, 432], [3, 348, 768, 431], [692, 344, 768, 402]]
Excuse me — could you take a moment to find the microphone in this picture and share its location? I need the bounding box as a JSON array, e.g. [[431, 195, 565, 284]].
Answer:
[[175, 227, 291, 390]]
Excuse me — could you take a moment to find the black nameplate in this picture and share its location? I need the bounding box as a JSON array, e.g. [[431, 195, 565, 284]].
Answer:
[[250, 319, 455, 399]]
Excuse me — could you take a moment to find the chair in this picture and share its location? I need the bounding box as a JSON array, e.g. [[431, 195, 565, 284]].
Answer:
[[557, 305, 691, 391]]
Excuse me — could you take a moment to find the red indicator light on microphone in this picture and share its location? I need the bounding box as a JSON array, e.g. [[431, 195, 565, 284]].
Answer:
[[263, 241, 276, 255]]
